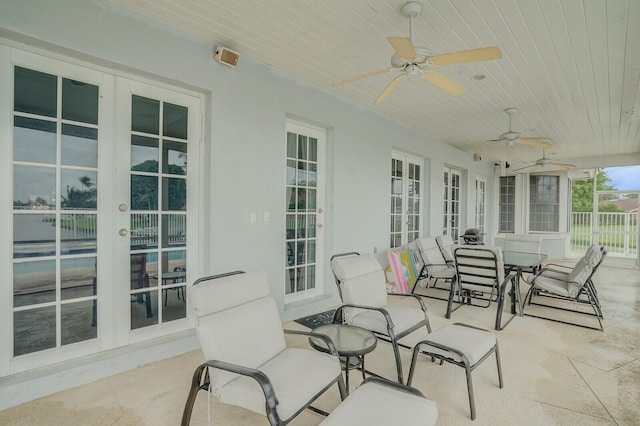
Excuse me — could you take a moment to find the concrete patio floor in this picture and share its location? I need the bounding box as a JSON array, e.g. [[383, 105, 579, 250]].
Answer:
[[1, 261, 638, 425]]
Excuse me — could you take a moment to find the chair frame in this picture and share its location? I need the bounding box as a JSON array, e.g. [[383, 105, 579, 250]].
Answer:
[[331, 252, 431, 383], [407, 322, 503, 420], [524, 248, 606, 331], [181, 271, 347, 426], [447, 246, 517, 331]]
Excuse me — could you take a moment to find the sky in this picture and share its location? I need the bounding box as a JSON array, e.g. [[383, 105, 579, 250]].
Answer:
[[603, 165, 640, 190]]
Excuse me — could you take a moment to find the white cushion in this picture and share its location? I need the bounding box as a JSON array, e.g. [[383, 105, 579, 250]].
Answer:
[[320, 380, 438, 426], [192, 270, 270, 316], [332, 254, 388, 308], [416, 237, 447, 268], [198, 296, 286, 391], [218, 348, 341, 420], [331, 253, 381, 281], [532, 275, 573, 297], [415, 324, 497, 366], [346, 304, 426, 335]]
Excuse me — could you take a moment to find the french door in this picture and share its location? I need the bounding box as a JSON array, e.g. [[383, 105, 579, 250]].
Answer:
[[390, 152, 423, 247], [284, 121, 325, 303], [2, 47, 200, 374], [443, 167, 461, 241]]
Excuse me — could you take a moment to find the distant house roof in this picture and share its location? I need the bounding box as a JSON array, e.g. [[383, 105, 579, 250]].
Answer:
[[601, 198, 639, 213]]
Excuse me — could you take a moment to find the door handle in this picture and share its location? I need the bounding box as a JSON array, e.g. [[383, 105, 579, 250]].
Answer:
[[118, 228, 129, 236]]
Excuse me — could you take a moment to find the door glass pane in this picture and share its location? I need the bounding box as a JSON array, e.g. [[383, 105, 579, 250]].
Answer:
[[62, 78, 99, 124], [61, 124, 98, 167], [61, 300, 97, 345], [14, 66, 57, 117], [132, 95, 159, 134], [131, 213, 158, 250], [14, 306, 56, 356], [14, 260, 56, 307], [13, 214, 56, 258], [162, 214, 186, 248], [14, 117, 57, 163], [60, 214, 97, 255], [163, 102, 188, 139], [163, 141, 187, 175], [131, 176, 158, 210], [61, 257, 97, 300], [131, 136, 159, 172], [162, 177, 186, 211], [13, 165, 56, 210], [60, 170, 98, 210]]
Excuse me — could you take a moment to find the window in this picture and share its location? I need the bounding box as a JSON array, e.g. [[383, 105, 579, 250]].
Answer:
[[443, 168, 461, 240], [530, 175, 559, 232], [499, 176, 515, 233], [390, 152, 423, 247], [475, 177, 487, 235]]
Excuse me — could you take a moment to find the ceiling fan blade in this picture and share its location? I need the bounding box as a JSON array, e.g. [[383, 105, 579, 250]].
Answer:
[[430, 46, 502, 66], [513, 164, 539, 173], [374, 74, 405, 104], [517, 137, 552, 148], [332, 67, 395, 87], [422, 70, 467, 96], [387, 36, 416, 60], [551, 162, 575, 169]]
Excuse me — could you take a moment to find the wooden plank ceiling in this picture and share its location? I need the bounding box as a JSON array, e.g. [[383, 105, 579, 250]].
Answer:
[[115, 0, 640, 170]]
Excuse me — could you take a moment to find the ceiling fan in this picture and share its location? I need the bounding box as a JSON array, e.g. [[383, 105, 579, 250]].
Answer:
[[488, 108, 552, 148], [332, 1, 502, 104], [513, 148, 575, 173]]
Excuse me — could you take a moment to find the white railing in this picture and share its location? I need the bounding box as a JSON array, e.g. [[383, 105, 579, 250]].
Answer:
[[571, 212, 638, 256]]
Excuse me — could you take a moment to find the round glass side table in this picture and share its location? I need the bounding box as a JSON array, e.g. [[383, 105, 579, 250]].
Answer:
[[309, 323, 377, 394]]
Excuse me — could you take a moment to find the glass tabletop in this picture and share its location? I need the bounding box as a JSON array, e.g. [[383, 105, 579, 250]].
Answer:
[[309, 324, 377, 356], [503, 251, 547, 268]]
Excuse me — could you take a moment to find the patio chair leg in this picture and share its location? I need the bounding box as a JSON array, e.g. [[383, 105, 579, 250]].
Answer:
[[181, 364, 208, 426], [495, 343, 504, 389], [392, 340, 404, 383], [464, 362, 476, 420]]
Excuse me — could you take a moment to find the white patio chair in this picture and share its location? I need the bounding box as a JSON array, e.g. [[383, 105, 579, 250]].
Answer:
[[503, 234, 542, 275], [408, 323, 503, 420], [181, 270, 346, 425], [413, 237, 456, 300], [330, 252, 431, 383], [524, 244, 606, 331]]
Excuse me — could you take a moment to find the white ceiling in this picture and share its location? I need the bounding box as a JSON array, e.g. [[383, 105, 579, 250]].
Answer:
[[114, 0, 640, 169]]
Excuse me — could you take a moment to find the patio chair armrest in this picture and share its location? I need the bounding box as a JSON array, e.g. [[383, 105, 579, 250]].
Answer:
[[388, 293, 429, 313], [283, 329, 340, 357], [334, 303, 395, 330], [361, 376, 426, 398], [542, 263, 572, 271], [203, 360, 279, 412]]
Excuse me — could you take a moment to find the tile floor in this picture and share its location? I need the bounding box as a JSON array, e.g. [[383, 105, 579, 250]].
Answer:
[[1, 262, 639, 425]]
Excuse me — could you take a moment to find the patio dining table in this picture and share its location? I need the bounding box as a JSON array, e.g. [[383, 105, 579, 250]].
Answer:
[[496, 251, 548, 330]]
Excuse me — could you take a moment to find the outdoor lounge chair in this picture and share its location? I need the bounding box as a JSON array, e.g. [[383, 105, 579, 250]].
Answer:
[[447, 245, 517, 330], [523, 244, 606, 331], [330, 252, 431, 383], [413, 237, 456, 300], [181, 271, 346, 425]]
